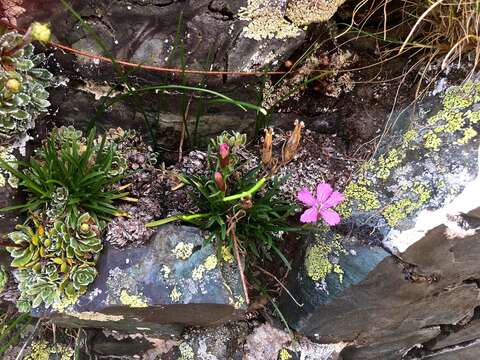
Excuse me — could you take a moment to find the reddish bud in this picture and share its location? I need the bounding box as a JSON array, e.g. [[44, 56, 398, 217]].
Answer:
[[219, 143, 230, 168], [214, 172, 227, 193]]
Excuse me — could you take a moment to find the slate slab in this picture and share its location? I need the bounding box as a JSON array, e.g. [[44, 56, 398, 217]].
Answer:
[[35, 224, 245, 336]]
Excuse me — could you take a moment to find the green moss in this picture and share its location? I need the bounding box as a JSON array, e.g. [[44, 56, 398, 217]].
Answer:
[[119, 289, 148, 308]]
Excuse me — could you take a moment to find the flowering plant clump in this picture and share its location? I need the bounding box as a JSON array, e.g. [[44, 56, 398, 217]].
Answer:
[[147, 131, 301, 272], [297, 183, 344, 225], [0, 126, 132, 311]]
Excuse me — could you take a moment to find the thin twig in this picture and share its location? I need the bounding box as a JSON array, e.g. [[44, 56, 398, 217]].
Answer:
[[229, 223, 250, 305], [15, 318, 42, 360], [253, 264, 304, 307], [178, 97, 192, 163]]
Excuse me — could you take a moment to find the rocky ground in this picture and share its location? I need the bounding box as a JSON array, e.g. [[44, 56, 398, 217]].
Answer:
[[1, 1, 480, 360]]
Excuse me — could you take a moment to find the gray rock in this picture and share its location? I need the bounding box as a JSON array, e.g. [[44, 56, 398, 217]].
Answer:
[[280, 81, 480, 359], [37, 224, 245, 336]]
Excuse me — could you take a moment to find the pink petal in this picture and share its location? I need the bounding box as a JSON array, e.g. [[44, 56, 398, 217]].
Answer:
[[320, 209, 341, 226], [300, 207, 318, 223], [323, 191, 344, 209], [316, 183, 333, 203], [297, 188, 316, 207]]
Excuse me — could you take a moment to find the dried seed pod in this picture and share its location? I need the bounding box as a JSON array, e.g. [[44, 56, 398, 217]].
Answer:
[[282, 119, 304, 164], [214, 171, 227, 193], [261, 127, 273, 167]]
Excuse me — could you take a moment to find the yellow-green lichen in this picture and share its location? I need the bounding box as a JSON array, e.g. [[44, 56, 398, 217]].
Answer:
[[305, 242, 343, 282], [343, 181, 381, 212], [24, 341, 73, 360], [382, 182, 430, 227], [443, 84, 475, 110], [172, 242, 194, 260], [120, 289, 148, 308], [466, 110, 480, 124], [170, 286, 182, 302], [279, 348, 292, 360], [67, 311, 124, 322], [403, 129, 418, 144], [203, 254, 218, 270], [221, 245, 234, 263], [457, 127, 478, 145], [376, 148, 404, 180], [178, 342, 194, 360], [238, 0, 301, 40], [52, 293, 81, 312], [423, 131, 442, 151]]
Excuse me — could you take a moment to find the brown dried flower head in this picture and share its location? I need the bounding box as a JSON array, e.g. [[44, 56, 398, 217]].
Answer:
[[261, 127, 273, 166], [282, 119, 304, 164]]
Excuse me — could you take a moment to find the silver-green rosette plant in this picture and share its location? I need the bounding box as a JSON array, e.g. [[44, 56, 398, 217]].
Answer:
[[6, 213, 103, 311], [0, 30, 52, 140]]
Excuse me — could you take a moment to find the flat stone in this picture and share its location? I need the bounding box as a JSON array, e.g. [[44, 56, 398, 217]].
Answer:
[[424, 340, 480, 360], [37, 224, 245, 336], [430, 319, 480, 351]]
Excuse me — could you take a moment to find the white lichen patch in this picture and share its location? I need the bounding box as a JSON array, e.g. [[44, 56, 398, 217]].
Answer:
[[192, 264, 206, 281], [172, 242, 194, 260], [238, 0, 301, 40], [67, 311, 124, 322], [161, 265, 171, 279], [170, 286, 182, 302], [286, 0, 347, 26]]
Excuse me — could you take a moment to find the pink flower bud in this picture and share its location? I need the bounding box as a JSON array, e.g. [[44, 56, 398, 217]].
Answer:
[[219, 143, 230, 168]]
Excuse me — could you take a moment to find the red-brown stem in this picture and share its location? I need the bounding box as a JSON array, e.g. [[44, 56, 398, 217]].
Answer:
[[231, 225, 250, 305]]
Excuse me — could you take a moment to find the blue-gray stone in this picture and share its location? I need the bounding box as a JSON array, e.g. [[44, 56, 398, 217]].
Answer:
[[37, 224, 245, 336]]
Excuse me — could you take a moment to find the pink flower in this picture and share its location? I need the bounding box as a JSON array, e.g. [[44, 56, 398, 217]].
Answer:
[[297, 183, 344, 226]]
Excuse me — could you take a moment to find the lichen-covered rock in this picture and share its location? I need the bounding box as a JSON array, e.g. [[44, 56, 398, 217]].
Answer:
[[280, 81, 480, 359], [286, 0, 347, 26], [33, 224, 246, 336]]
